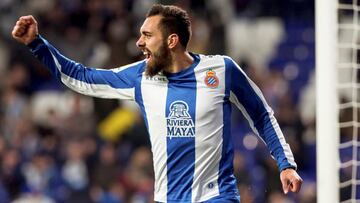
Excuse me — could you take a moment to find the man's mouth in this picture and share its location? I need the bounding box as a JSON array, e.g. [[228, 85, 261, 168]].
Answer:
[[143, 50, 151, 59]]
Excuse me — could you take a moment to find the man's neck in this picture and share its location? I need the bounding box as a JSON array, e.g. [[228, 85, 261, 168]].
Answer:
[[166, 51, 194, 74]]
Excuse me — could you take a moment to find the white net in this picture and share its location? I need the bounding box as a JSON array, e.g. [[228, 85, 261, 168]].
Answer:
[[338, 0, 360, 202]]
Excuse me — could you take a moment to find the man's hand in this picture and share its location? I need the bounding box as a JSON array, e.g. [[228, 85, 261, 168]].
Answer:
[[280, 168, 303, 194], [11, 15, 38, 45]]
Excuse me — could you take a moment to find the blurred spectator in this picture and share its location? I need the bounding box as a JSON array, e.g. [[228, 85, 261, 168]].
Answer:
[[1, 148, 24, 200], [21, 151, 65, 202], [1, 63, 30, 140], [121, 147, 154, 202], [90, 143, 126, 203], [95, 182, 125, 203], [62, 139, 92, 202]]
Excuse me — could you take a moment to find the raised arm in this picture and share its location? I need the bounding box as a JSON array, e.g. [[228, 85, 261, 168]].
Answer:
[[12, 15, 142, 100]]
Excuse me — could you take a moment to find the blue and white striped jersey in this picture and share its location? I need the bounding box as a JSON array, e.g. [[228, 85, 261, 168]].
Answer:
[[28, 36, 297, 203]]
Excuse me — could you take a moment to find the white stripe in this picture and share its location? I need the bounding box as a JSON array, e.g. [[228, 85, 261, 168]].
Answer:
[[230, 59, 296, 167], [50, 51, 135, 100], [140, 75, 168, 202], [192, 55, 226, 202]]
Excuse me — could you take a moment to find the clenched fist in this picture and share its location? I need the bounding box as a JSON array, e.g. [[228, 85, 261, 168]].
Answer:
[[280, 168, 303, 194], [12, 15, 38, 45]]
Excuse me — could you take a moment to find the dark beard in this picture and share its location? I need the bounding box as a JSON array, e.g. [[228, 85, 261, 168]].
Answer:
[[145, 41, 172, 77]]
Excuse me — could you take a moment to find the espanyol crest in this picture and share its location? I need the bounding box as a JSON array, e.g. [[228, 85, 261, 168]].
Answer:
[[166, 101, 195, 139], [204, 69, 219, 88]]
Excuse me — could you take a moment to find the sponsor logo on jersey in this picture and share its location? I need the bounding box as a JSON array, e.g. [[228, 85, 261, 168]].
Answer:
[[166, 101, 195, 139], [145, 75, 168, 82], [204, 69, 219, 88]]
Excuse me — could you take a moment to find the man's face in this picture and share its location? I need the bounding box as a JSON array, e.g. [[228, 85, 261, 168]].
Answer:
[[136, 15, 172, 76]]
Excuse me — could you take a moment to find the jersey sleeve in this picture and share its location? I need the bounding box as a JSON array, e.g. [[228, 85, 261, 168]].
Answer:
[[224, 56, 297, 171], [27, 35, 144, 100]]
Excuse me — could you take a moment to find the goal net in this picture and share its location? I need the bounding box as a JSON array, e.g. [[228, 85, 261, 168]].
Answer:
[[317, 0, 360, 202]]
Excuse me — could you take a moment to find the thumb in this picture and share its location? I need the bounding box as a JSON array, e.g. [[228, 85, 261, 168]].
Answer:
[[282, 179, 290, 194]]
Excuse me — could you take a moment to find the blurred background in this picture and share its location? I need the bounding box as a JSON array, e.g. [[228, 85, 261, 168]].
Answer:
[[0, 0, 315, 202]]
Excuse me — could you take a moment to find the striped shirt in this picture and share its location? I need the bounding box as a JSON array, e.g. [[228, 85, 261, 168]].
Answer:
[[28, 35, 297, 203]]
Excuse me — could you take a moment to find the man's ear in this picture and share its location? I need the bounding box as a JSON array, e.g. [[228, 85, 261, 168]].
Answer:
[[167, 34, 179, 49]]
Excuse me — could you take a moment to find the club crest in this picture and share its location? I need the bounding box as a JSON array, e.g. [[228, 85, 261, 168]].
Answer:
[[204, 69, 219, 88]]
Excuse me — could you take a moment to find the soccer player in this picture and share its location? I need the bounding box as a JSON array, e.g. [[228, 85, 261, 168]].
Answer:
[[12, 4, 302, 203]]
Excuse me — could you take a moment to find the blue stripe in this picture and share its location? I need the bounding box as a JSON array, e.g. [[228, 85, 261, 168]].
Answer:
[[224, 57, 289, 171], [217, 57, 239, 199], [165, 55, 199, 202], [32, 36, 141, 89], [208, 78, 215, 84], [29, 36, 63, 81]]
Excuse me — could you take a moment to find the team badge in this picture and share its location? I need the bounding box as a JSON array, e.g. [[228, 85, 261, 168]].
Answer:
[[204, 69, 219, 88]]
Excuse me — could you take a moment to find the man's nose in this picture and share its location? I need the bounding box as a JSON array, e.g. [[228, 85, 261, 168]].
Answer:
[[136, 36, 145, 48]]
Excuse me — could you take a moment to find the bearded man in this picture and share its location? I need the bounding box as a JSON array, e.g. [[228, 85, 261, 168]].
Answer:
[[12, 4, 302, 203]]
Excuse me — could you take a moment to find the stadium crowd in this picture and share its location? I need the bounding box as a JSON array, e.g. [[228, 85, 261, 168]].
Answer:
[[0, 0, 316, 202]]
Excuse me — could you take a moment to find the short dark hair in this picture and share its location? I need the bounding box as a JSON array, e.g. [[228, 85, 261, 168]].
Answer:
[[147, 4, 191, 48]]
